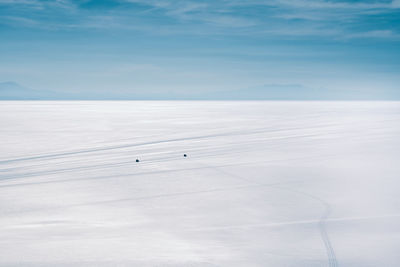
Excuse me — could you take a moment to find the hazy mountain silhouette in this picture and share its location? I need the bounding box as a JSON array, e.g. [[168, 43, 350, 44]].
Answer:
[[0, 82, 82, 100], [0, 82, 52, 100], [1, 81, 398, 100]]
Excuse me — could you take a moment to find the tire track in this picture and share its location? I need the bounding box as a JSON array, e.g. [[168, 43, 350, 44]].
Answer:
[[274, 186, 339, 267], [0, 124, 328, 165], [206, 165, 339, 267]]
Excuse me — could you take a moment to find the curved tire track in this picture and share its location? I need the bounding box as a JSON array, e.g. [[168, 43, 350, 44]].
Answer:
[[275, 186, 339, 267], [207, 165, 338, 267]]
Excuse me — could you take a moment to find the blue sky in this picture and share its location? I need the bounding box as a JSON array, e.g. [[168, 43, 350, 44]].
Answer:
[[0, 0, 399, 99]]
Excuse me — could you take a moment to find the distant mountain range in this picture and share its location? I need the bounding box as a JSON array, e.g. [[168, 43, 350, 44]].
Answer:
[[1, 81, 398, 100], [0, 82, 55, 100], [0, 82, 87, 100]]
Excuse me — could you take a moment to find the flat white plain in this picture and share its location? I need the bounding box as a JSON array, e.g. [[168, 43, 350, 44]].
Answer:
[[1, 101, 399, 267]]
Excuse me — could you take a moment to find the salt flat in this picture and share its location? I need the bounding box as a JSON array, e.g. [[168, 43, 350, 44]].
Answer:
[[0, 101, 399, 267]]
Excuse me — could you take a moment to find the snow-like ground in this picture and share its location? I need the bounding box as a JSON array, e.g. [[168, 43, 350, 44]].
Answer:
[[1, 101, 400, 267]]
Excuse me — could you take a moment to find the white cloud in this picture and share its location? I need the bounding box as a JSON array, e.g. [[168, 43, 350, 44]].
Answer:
[[392, 0, 400, 8], [248, 0, 400, 10], [0, 0, 398, 39], [345, 30, 399, 39]]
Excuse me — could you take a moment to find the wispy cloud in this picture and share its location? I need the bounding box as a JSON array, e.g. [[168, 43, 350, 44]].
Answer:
[[345, 29, 400, 39], [0, 0, 399, 40], [392, 0, 400, 7], [242, 0, 400, 10]]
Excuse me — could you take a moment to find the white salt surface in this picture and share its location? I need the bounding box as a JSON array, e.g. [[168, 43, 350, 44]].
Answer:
[[0, 101, 399, 267]]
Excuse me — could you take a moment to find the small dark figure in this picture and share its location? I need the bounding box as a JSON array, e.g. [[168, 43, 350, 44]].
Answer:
[[136, 159, 140, 162], [183, 154, 187, 157]]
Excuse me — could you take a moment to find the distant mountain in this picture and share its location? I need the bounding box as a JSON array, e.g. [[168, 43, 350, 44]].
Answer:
[[0, 82, 49, 100], [212, 84, 400, 100], [0, 82, 76, 100], [1, 81, 398, 100], [212, 84, 318, 100]]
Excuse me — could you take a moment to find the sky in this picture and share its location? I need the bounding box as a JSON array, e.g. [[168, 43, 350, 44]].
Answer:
[[0, 0, 399, 99]]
